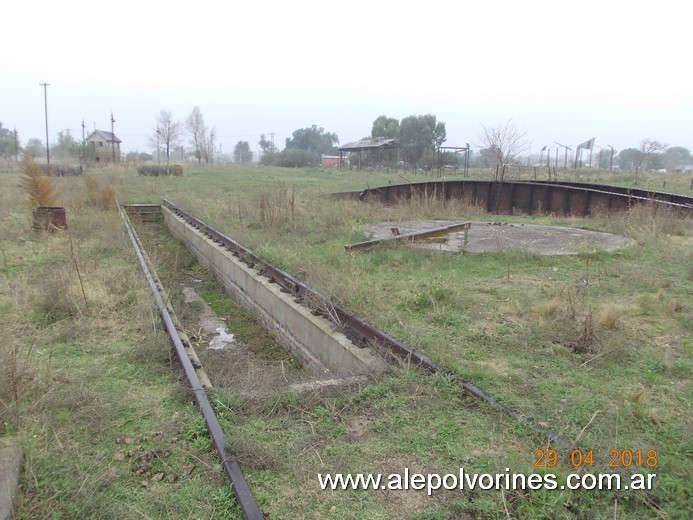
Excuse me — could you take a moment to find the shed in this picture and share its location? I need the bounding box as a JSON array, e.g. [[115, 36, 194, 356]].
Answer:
[[338, 137, 399, 170]]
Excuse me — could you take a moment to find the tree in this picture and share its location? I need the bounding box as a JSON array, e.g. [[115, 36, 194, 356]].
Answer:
[[0, 122, 19, 160], [259, 134, 277, 154], [477, 120, 527, 181], [399, 114, 446, 170], [259, 134, 278, 165], [155, 110, 183, 174], [371, 115, 399, 139], [285, 125, 338, 156], [24, 138, 45, 161], [631, 139, 668, 183], [275, 149, 315, 168], [233, 141, 253, 163], [616, 148, 640, 171], [662, 146, 690, 170], [186, 106, 209, 165], [125, 151, 153, 163], [52, 129, 80, 161]]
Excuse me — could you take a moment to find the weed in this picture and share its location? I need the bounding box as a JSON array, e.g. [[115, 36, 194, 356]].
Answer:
[[532, 297, 562, 318], [83, 173, 117, 209], [598, 302, 627, 329], [258, 185, 295, 228], [181, 415, 212, 451]]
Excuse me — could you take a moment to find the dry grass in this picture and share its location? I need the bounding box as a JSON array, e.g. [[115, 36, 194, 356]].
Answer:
[[258, 185, 295, 228], [19, 155, 58, 208], [597, 301, 628, 329], [531, 297, 562, 318], [83, 173, 117, 209]]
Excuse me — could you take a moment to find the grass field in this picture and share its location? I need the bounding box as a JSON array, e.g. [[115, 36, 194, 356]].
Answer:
[[1, 163, 691, 519]]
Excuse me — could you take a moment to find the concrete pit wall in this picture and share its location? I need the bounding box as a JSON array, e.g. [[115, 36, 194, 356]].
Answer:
[[350, 181, 693, 216], [162, 207, 387, 378]]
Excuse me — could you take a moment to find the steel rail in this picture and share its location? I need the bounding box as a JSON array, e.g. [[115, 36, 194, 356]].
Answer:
[[162, 199, 567, 448], [119, 205, 264, 520]]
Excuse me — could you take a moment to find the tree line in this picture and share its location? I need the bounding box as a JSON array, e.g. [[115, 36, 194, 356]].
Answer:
[[2, 112, 691, 175]]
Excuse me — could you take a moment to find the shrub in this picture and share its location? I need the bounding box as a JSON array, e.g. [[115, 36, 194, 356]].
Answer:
[[19, 154, 58, 208], [41, 164, 82, 176], [137, 164, 183, 176], [83, 173, 117, 209], [274, 149, 316, 168]]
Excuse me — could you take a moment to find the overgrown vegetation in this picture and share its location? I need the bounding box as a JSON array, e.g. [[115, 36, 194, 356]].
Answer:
[[2, 164, 691, 519], [19, 154, 58, 208]]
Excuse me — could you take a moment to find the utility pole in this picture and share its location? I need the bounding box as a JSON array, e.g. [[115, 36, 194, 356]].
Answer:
[[270, 132, 275, 152], [111, 112, 116, 165], [40, 82, 50, 164]]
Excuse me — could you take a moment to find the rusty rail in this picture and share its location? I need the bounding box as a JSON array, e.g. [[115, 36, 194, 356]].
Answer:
[[119, 205, 264, 520], [345, 221, 471, 252], [162, 199, 567, 448]]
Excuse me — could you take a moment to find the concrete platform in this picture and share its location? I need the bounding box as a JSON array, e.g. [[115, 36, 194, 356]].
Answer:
[[0, 444, 23, 520], [367, 220, 636, 255]]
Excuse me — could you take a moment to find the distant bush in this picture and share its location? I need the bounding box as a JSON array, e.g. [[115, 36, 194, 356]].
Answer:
[[41, 164, 82, 176], [274, 149, 316, 168], [137, 165, 183, 176]]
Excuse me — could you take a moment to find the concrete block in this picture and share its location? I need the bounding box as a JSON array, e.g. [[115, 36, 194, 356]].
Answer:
[[163, 208, 387, 378], [0, 444, 23, 520]]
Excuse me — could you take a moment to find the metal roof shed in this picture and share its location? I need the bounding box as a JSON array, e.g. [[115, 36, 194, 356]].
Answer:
[[338, 137, 399, 170]]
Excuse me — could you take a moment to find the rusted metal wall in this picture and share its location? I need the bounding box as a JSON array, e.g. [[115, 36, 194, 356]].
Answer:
[[351, 181, 693, 216]]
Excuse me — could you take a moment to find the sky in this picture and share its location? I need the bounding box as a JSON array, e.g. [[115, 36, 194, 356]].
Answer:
[[2, 0, 691, 158]]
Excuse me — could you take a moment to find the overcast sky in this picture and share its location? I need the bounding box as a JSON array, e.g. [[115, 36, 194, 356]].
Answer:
[[2, 0, 691, 157]]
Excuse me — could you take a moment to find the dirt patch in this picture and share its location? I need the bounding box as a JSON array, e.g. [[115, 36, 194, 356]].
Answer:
[[181, 286, 226, 335], [346, 415, 375, 441], [367, 220, 636, 255]]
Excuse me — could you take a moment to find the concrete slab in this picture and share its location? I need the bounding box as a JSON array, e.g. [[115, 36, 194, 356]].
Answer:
[[366, 220, 636, 255], [0, 444, 23, 520]]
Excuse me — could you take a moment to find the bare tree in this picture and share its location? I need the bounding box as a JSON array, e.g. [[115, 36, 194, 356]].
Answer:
[[478, 120, 528, 181], [186, 106, 209, 165], [634, 138, 668, 184], [155, 110, 183, 174]]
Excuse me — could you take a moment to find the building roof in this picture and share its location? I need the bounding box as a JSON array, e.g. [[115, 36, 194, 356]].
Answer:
[[86, 129, 121, 143], [339, 137, 398, 152]]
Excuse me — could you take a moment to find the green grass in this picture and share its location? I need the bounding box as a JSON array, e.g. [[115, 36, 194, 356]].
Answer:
[[1, 164, 692, 519]]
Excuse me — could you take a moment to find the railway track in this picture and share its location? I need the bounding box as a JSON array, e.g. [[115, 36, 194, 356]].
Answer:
[[119, 205, 264, 520], [121, 195, 669, 515], [160, 199, 569, 446]]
